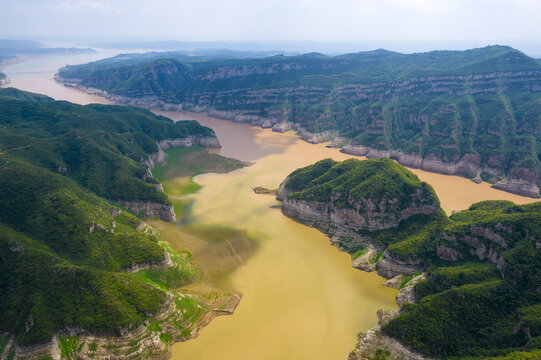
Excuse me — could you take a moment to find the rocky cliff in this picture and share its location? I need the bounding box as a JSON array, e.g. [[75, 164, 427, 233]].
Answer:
[[277, 159, 541, 359], [277, 158, 441, 278], [341, 145, 541, 198], [56, 46, 541, 198], [132, 134, 221, 222]]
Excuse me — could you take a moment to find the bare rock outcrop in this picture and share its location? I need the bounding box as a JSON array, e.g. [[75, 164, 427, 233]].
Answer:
[[115, 200, 177, 223], [349, 329, 430, 360], [376, 252, 423, 279], [277, 158, 440, 278], [493, 177, 540, 198]]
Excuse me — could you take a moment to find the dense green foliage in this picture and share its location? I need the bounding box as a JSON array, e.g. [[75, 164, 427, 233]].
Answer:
[[284, 158, 442, 255], [382, 200, 541, 358], [0, 88, 208, 344], [59, 46, 541, 188], [0, 87, 213, 204], [0, 160, 167, 344], [284, 158, 438, 207], [286, 158, 540, 358], [59, 46, 540, 92]]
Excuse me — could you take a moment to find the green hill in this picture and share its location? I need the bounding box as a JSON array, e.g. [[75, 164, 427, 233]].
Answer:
[[0, 88, 212, 347], [58, 45, 541, 198], [0, 87, 214, 206], [382, 200, 541, 358], [279, 159, 540, 358]]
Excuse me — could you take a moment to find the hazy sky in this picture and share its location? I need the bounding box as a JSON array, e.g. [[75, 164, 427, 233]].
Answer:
[[2, 0, 541, 44]]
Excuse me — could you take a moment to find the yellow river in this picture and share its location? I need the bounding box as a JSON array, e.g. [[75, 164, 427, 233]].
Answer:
[[2, 52, 537, 360]]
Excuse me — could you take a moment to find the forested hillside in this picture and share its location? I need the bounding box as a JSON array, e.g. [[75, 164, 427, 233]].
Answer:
[[58, 46, 541, 198]]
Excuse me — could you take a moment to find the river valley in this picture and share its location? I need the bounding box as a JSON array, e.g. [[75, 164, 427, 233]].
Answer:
[[2, 51, 538, 360]]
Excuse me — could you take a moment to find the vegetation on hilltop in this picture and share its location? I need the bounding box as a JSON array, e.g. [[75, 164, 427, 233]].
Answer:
[[384, 199, 541, 357], [283, 158, 443, 256], [0, 87, 214, 204], [0, 88, 212, 346], [58, 45, 541, 195], [281, 159, 540, 358], [284, 158, 438, 208]]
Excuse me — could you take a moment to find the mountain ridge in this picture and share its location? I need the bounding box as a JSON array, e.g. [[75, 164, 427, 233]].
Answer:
[[277, 158, 541, 359], [57, 45, 541, 198]]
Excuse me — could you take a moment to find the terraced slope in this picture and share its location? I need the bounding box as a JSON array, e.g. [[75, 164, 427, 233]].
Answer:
[[278, 158, 540, 358], [58, 45, 541, 197], [0, 88, 218, 354]]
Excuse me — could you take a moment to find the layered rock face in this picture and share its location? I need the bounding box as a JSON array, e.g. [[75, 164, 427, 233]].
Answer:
[[278, 190, 438, 233], [340, 145, 482, 178], [277, 158, 440, 277], [158, 135, 221, 149], [134, 135, 221, 222], [57, 46, 541, 197], [115, 199, 177, 223]]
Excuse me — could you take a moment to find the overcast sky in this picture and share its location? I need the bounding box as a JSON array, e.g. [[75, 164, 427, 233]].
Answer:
[[2, 0, 541, 48]]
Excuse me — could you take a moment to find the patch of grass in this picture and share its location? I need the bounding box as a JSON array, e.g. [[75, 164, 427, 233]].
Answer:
[[175, 296, 203, 320], [132, 241, 197, 290], [153, 147, 245, 197], [374, 348, 391, 360], [371, 251, 384, 264], [352, 247, 367, 260], [400, 272, 422, 289], [148, 322, 163, 332], [59, 335, 79, 360], [125, 344, 141, 355], [159, 333, 173, 345], [0, 335, 9, 354], [88, 342, 98, 352]]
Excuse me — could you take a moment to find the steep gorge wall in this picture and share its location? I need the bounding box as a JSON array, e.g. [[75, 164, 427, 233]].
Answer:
[[56, 52, 541, 198], [122, 135, 221, 223], [276, 159, 442, 278]]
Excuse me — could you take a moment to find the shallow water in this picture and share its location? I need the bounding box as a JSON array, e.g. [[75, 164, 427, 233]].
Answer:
[[157, 111, 537, 360], [4, 53, 537, 360]]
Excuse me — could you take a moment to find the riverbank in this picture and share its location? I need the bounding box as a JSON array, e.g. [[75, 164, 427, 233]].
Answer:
[[1, 291, 241, 360], [53, 76, 541, 199], [3, 52, 536, 359]]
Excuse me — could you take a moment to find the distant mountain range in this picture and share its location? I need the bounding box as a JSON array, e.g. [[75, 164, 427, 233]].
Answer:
[[0, 39, 94, 85], [57, 45, 541, 198], [0, 39, 94, 61]]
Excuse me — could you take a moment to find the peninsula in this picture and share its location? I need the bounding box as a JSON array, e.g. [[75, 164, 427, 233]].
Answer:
[[0, 87, 238, 359], [277, 158, 541, 359]]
